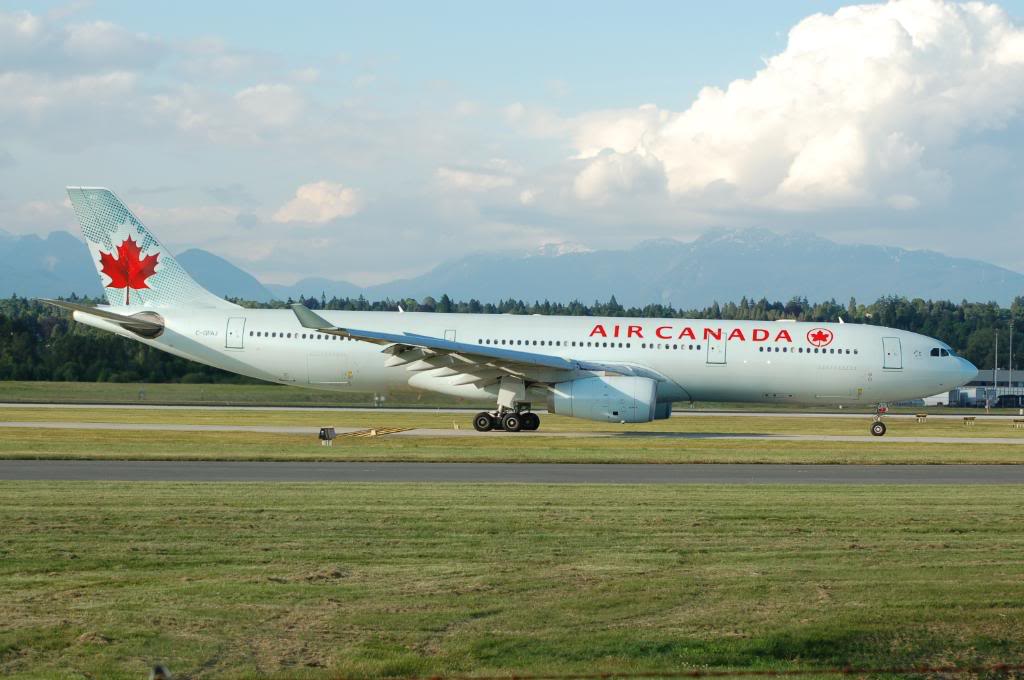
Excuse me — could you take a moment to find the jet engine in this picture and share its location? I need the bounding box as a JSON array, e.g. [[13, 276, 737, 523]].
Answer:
[[547, 375, 659, 423]]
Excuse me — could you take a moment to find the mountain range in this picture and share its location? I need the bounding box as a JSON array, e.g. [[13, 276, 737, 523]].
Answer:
[[2, 228, 1022, 307]]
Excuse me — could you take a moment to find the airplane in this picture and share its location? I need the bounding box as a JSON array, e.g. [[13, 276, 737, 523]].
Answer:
[[43, 187, 978, 436]]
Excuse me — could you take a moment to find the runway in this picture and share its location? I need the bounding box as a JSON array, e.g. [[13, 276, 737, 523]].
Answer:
[[3, 420, 1024, 444], [2, 460, 1023, 483]]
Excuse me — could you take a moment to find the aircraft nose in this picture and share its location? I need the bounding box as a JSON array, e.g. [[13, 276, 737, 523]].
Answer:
[[956, 357, 978, 385]]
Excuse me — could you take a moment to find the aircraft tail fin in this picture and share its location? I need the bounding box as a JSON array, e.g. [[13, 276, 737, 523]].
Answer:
[[66, 187, 238, 309]]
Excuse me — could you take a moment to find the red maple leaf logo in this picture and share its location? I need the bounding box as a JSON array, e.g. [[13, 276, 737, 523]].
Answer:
[[807, 328, 834, 347], [98, 236, 159, 305]]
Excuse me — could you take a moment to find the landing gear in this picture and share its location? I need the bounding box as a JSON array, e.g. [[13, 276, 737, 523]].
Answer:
[[472, 408, 540, 432], [870, 404, 888, 437], [473, 412, 495, 432], [501, 412, 523, 432]]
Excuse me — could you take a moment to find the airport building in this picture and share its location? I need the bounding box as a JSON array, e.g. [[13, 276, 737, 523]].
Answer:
[[934, 369, 1024, 407]]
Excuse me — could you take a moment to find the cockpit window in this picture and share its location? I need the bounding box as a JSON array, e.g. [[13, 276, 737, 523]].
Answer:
[[930, 348, 940, 356], [940, 349, 950, 357], [932, 347, 952, 357]]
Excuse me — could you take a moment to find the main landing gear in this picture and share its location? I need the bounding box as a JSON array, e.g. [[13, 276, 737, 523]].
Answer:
[[870, 404, 888, 437], [473, 408, 540, 433]]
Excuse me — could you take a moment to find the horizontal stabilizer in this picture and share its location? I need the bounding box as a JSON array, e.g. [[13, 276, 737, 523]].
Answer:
[[39, 299, 164, 338]]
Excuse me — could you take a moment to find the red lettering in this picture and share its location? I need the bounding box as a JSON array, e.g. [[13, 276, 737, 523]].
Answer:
[[613, 325, 620, 338], [589, 324, 607, 338], [728, 328, 745, 341], [656, 326, 672, 340], [678, 327, 696, 340], [775, 329, 793, 342], [627, 325, 643, 338], [752, 328, 769, 342], [704, 328, 722, 341]]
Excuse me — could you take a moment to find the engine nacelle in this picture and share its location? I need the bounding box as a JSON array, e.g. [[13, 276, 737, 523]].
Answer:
[[547, 376, 658, 423]]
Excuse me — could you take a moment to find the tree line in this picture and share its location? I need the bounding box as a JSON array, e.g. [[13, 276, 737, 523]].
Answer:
[[1, 293, 1020, 383]]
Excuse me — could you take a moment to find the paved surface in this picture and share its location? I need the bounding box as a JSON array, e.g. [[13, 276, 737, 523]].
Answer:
[[3, 402, 1023, 421], [3, 420, 1024, 444], [2, 460, 1023, 483]]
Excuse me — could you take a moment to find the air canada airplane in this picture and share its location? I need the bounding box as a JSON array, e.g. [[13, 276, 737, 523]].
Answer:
[[44, 187, 978, 436]]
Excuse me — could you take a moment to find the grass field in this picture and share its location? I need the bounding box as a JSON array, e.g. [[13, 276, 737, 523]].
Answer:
[[1, 483, 1022, 679], [2, 381, 1020, 416], [0, 380, 489, 408], [3, 406, 1024, 464], [0, 405, 1023, 464]]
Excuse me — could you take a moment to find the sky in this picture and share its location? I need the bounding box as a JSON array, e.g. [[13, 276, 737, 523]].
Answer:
[[3, 0, 1024, 286]]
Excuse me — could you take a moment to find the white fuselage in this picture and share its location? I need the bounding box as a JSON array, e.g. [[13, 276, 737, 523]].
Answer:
[[75, 308, 978, 408]]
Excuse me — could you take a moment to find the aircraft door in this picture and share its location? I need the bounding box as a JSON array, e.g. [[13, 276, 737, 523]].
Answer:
[[706, 335, 726, 365], [444, 329, 456, 342], [225, 317, 246, 349], [882, 337, 902, 370]]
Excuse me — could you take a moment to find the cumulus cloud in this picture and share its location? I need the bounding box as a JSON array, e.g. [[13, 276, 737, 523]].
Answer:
[[570, 0, 1024, 211], [272, 181, 364, 224], [0, 9, 164, 73], [573, 148, 666, 204]]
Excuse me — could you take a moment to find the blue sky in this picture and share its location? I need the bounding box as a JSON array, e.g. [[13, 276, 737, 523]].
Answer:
[[5, 0, 1024, 285]]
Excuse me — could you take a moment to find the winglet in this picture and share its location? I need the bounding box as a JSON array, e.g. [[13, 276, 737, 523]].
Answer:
[[290, 303, 334, 330]]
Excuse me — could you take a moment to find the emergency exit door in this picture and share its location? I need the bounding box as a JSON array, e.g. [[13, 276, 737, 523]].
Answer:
[[225, 317, 246, 349], [882, 336, 902, 370], [706, 336, 727, 365]]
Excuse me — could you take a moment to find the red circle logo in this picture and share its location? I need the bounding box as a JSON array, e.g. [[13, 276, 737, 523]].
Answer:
[[807, 328, 834, 347]]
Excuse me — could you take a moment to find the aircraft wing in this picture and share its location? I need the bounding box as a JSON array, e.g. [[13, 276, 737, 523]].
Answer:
[[290, 304, 662, 386]]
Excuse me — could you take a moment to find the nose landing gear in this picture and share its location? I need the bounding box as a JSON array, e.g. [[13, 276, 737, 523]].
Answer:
[[870, 404, 888, 436]]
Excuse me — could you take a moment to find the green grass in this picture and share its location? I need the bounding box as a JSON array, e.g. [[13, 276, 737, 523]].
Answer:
[[0, 381, 488, 408], [2, 428, 1024, 464], [3, 406, 1024, 464], [1, 483, 1022, 679], [2, 380, 1020, 416], [4, 405, 1024, 437]]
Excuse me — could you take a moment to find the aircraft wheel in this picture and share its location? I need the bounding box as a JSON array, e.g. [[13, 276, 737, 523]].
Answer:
[[501, 413, 523, 432], [473, 412, 495, 432], [870, 421, 887, 437], [522, 413, 540, 431]]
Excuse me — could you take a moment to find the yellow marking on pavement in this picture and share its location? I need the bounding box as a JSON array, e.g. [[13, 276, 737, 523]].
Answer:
[[337, 427, 413, 438]]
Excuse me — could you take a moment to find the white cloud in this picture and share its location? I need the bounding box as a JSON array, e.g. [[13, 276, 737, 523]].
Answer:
[[436, 160, 519, 192], [573, 148, 666, 204], [234, 83, 304, 127], [570, 0, 1024, 211], [272, 181, 363, 224], [0, 9, 164, 72]]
